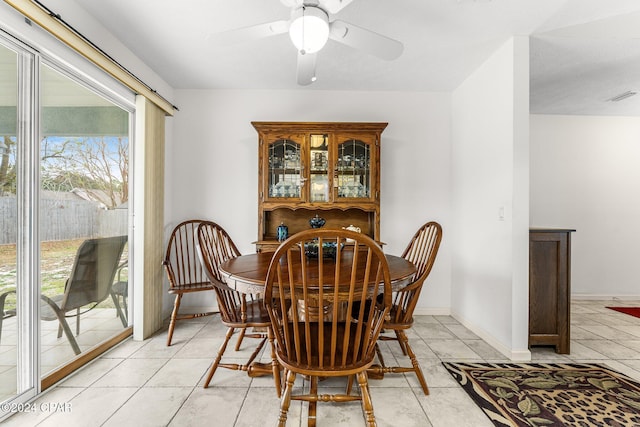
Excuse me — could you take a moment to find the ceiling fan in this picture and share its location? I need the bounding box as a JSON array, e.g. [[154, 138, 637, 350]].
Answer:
[[212, 0, 404, 85]]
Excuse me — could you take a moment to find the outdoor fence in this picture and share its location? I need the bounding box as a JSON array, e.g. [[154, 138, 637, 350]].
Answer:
[[0, 196, 128, 244]]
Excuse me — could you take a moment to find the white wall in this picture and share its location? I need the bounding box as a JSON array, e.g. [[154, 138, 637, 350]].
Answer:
[[168, 89, 453, 315], [451, 37, 530, 360], [530, 114, 640, 299]]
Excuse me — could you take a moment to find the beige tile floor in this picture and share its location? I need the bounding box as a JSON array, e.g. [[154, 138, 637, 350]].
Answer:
[[4, 300, 640, 427], [0, 308, 128, 403]]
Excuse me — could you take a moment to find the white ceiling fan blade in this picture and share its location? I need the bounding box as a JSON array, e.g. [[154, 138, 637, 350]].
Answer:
[[209, 20, 290, 46], [321, 0, 356, 14], [297, 52, 318, 85], [280, 0, 302, 7], [281, 0, 319, 6], [329, 19, 403, 60]]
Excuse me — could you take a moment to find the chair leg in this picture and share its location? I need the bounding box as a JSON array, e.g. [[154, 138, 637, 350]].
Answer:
[[395, 329, 408, 355], [111, 292, 128, 327], [234, 327, 246, 351], [41, 295, 81, 355], [53, 309, 80, 354], [357, 371, 377, 427], [278, 370, 296, 427], [367, 343, 385, 380], [309, 376, 318, 427], [268, 326, 282, 397], [398, 330, 429, 395], [58, 316, 81, 355], [0, 291, 12, 344], [203, 326, 234, 388], [375, 342, 386, 367], [167, 293, 183, 346], [122, 292, 128, 314], [76, 307, 80, 336]]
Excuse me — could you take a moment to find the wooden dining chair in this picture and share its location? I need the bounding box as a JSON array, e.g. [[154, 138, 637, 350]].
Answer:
[[164, 219, 222, 346], [265, 228, 392, 427], [369, 221, 442, 395], [196, 221, 280, 394]]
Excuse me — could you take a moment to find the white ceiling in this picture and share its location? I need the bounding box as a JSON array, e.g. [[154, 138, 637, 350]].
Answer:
[[57, 0, 640, 115]]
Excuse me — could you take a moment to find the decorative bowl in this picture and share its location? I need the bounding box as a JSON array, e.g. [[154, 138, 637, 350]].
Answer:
[[309, 214, 326, 229], [304, 240, 341, 259]]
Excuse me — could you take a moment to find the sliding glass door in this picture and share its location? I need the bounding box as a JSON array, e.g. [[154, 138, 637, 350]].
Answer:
[[0, 30, 39, 413], [39, 63, 131, 375], [0, 27, 134, 416], [0, 36, 20, 406]]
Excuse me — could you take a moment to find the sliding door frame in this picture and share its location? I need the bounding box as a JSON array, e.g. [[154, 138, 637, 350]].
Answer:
[[0, 28, 40, 409], [0, 17, 136, 415], [38, 56, 136, 390]]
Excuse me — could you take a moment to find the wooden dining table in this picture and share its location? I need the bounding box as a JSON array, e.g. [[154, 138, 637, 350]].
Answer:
[[219, 249, 416, 378], [219, 250, 416, 295]]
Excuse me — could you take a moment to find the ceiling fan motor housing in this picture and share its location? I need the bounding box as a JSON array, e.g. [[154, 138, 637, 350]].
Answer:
[[289, 5, 330, 54]]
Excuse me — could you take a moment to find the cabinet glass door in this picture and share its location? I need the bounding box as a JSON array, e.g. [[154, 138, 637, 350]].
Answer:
[[309, 134, 329, 202], [267, 138, 302, 199], [336, 137, 373, 200]]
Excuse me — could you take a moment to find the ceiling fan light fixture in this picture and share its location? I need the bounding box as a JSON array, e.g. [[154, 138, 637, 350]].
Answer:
[[289, 6, 329, 54]]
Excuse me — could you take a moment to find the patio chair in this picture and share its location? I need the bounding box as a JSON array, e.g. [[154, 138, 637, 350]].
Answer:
[[368, 221, 442, 395], [196, 221, 280, 394], [110, 259, 129, 326], [40, 235, 128, 355], [264, 228, 392, 427], [0, 287, 16, 344]]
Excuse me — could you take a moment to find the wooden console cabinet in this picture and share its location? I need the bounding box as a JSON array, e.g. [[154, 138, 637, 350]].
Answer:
[[253, 122, 386, 252], [529, 228, 575, 354]]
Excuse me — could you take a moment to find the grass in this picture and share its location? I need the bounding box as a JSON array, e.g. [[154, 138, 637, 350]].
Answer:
[[0, 239, 128, 314]]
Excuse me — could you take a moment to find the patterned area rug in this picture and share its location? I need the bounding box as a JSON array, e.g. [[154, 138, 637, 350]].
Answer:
[[443, 362, 640, 427], [606, 306, 640, 319]]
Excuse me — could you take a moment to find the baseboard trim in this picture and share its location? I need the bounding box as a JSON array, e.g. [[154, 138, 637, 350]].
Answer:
[[42, 327, 133, 390], [413, 307, 532, 361], [572, 294, 640, 301], [451, 311, 531, 362], [413, 307, 451, 316]]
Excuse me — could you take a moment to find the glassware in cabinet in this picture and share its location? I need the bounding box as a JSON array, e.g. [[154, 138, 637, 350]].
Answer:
[[309, 133, 330, 202], [265, 137, 303, 200], [334, 134, 376, 201]]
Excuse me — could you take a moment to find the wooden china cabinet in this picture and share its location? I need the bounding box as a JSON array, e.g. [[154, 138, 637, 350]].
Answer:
[[253, 122, 387, 252]]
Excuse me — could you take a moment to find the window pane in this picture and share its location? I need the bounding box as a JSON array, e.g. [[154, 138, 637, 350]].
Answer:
[[40, 64, 129, 375], [0, 42, 18, 403]]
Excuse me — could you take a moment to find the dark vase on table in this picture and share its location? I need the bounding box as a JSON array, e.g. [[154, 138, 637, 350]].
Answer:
[[277, 222, 288, 242]]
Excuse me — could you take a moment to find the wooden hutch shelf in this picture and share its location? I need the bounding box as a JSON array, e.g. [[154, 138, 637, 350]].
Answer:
[[253, 121, 387, 252]]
